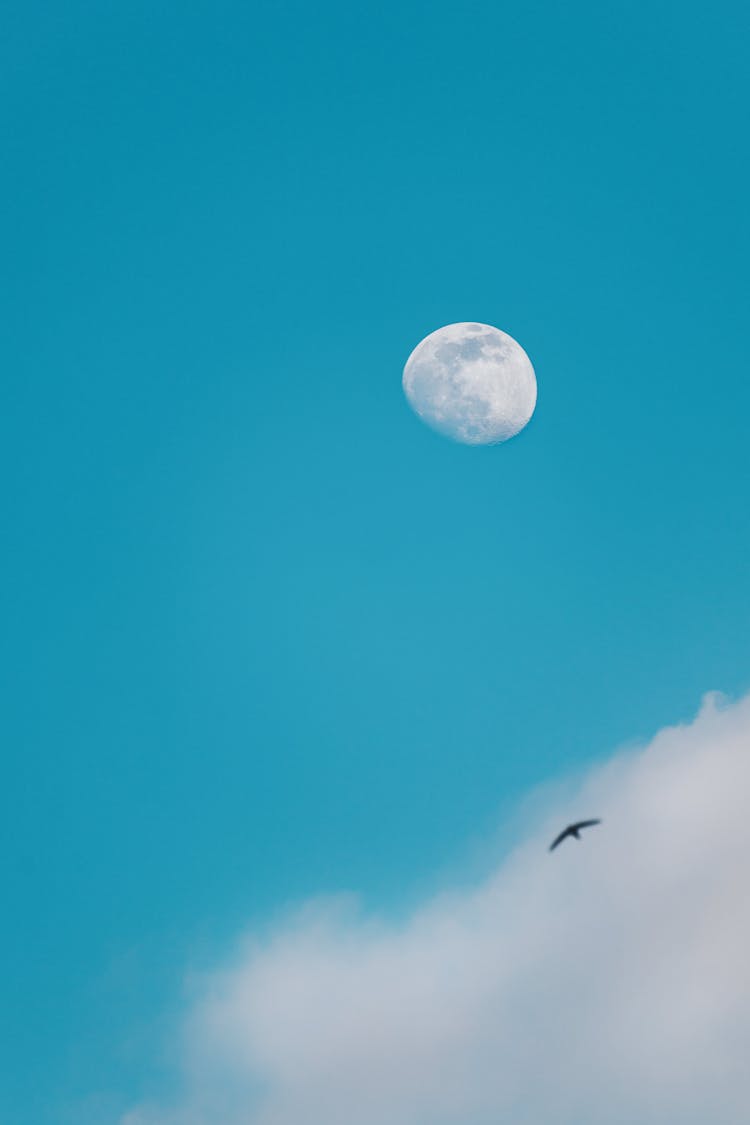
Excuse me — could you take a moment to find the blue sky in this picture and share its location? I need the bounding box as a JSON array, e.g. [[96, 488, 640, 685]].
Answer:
[[2, 1, 750, 1121]]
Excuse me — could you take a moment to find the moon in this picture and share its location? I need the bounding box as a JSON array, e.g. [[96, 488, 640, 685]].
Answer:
[[402, 322, 537, 445]]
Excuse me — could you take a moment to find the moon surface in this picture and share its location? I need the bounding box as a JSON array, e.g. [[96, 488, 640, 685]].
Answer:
[[402, 322, 537, 445]]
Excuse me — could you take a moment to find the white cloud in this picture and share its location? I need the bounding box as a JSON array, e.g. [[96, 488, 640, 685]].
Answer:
[[124, 691, 750, 1125]]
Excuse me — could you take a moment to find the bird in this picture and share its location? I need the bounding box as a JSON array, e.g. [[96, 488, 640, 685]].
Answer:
[[548, 819, 601, 851]]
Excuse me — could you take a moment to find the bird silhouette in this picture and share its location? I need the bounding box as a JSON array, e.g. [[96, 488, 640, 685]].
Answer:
[[548, 819, 601, 851]]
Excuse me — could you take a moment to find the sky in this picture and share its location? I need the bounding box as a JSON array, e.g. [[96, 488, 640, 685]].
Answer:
[[2, 1, 750, 1122]]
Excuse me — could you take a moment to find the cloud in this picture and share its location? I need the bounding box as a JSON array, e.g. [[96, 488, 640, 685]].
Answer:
[[124, 691, 750, 1125]]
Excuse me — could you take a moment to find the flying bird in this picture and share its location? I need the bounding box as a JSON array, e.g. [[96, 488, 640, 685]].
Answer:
[[548, 819, 601, 851]]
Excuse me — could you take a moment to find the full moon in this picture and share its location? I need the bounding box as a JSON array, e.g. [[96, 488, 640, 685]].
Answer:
[[402, 322, 537, 445]]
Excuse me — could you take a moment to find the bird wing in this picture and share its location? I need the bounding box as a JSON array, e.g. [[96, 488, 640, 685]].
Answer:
[[548, 827, 572, 851], [573, 819, 602, 830]]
